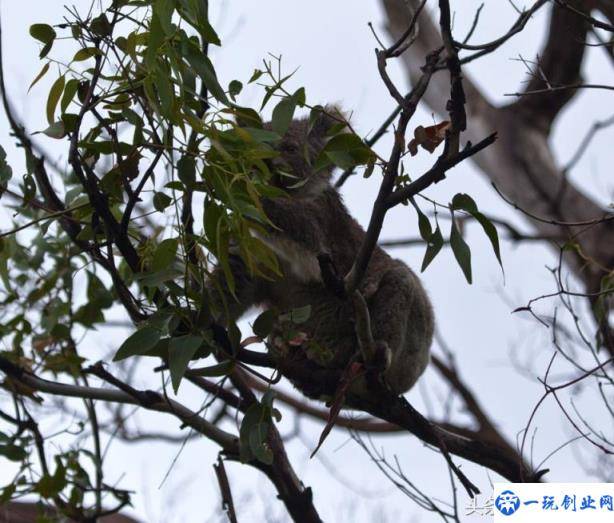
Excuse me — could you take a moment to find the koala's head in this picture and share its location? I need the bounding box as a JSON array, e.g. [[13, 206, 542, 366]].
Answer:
[[266, 106, 344, 196]]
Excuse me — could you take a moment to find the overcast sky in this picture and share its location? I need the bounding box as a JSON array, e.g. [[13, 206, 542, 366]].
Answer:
[[0, 1, 613, 522]]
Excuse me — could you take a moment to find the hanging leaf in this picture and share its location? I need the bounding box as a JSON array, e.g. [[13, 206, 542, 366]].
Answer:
[[154, 0, 176, 35], [185, 44, 228, 104], [46, 75, 65, 124], [450, 213, 472, 283], [39, 121, 66, 139], [239, 401, 273, 464], [271, 95, 297, 136], [28, 63, 50, 92], [153, 64, 174, 118], [421, 225, 443, 272], [177, 155, 196, 186], [451, 193, 503, 272], [410, 199, 432, 241], [249, 423, 273, 464], [168, 335, 203, 392], [61, 79, 80, 113]]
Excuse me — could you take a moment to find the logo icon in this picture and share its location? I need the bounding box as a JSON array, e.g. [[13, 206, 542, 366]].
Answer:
[[495, 490, 520, 516]]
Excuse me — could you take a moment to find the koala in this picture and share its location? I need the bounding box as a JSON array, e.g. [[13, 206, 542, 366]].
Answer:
[[208, 109, 434, 401]]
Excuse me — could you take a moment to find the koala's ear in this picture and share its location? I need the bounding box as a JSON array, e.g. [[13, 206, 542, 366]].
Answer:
[[308, 105, 346, 140]]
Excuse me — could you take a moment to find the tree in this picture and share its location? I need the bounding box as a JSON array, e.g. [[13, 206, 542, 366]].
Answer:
[[0, 0, 612, 521]]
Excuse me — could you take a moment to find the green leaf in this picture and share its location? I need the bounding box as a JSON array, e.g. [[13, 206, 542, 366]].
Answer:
[[90, 13, 112, 37], [252, 309, 277, 338], [243, 127, 281, 143], [73, 302, 104, 327], [293, 87, 306, 106], [177, 0, 221, 44], [145, 14, 165, 68], [35, 462, 67, 499], [154, 0, 176, 35], [228, 80, 242, 101], [248, 69, 263, 83], [154, 65, 174, 117], [421, 225, 443, 272], [46, 75, 65, 124], [451, 193, 477, 214], [320, 133, 374, 170], [151, 238, 178, 273], [0, 443, 27, 462], [113, 327, 162, 361], [40, 121, 66, 139], [185, 44, 228, 104], [196, 17, 220, 46], [249, 422, 273, 464], [87, 271, 113, 309], [472, 213, 502, 269], [61, 79, 80, 113], [450, 214, 472, 283], [168, 335, 203, 392], [30, 24, 56, 58], [239, 402, 272, 464], [271, 96, 297, 136], [451, 193, 502, 271], [410, 198, 432, 241], [153, 191, 172, 212], [231, 106, 263, 128], [28, 62, 50, 92], [177, 155, 196, 186], [72, 47, 102, 62]]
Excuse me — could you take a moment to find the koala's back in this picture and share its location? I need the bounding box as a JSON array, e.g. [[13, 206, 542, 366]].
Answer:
[[368, 260, 433, 393], [258, 187, 433, 396]]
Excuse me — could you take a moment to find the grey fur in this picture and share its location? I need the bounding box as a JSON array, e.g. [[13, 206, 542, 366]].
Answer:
[[209, 110, 434, 398]]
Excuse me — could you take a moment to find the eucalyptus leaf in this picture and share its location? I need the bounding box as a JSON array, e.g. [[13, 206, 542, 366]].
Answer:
[[46, 75, 65, 124], [421, 225, 443, 272], [252, 309, 277, 338], [271, 96, 297, 136], [168, 335, 203, 392], [113, 327, 162, 361], [450, 214, 472, 284], [30, 23, 56, 58], [151, 238, 178, 273]]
